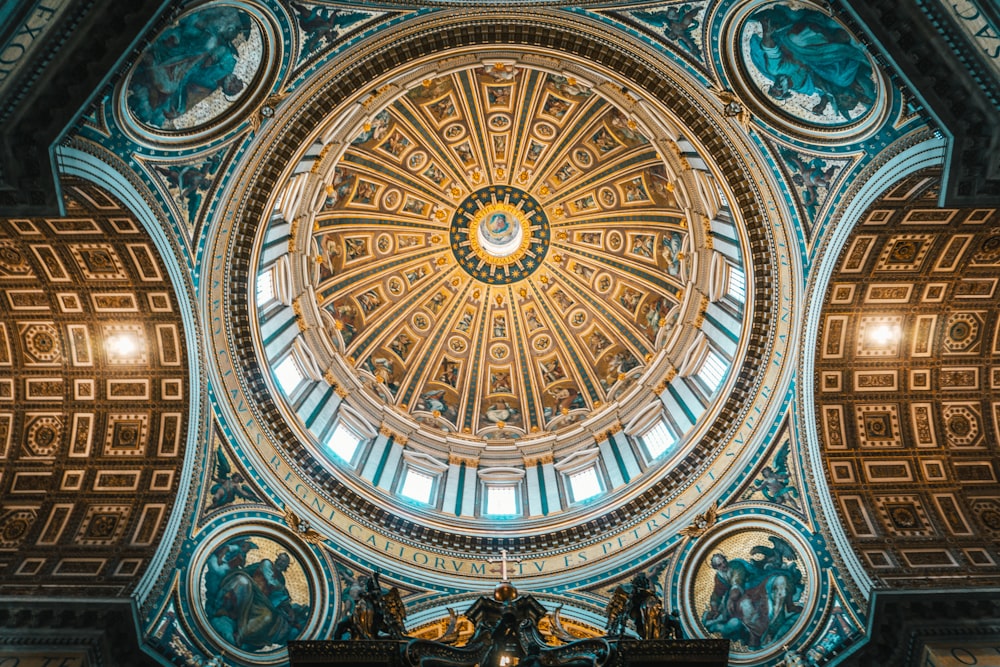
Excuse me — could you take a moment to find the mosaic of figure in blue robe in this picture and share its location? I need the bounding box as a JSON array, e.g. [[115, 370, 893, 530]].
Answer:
[[748, 4, 875, 121], [204, 537, 309, 651], [129, 7, 253, 127], [701, 537, 804, 649]]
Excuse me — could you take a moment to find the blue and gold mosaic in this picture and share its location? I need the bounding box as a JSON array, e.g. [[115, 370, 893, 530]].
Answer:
[[450, 186, 549, 284]]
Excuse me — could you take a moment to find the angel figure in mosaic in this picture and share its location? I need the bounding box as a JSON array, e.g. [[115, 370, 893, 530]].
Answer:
[[345, 237, 368, 260], [752, 441, 800, 510], [487, 85, 511, 106], [485, 399, 519, 426], [546, 386, 584, 415], [208, 448, 259, 510], [290, 3, 370, 58], [353, 110, 390, 145], [483, 63, 519, 82], [389, 332, 414, 361], [604, 351, 639, 388], [661, 232, 685, 278], [780, 149, 838, 219], [153, 151, 223, 223], [632, 5, 702, 57], [367, 357, 399, 395]]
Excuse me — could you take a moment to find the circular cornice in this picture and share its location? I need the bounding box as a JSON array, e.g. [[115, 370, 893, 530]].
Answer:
[[205, 10, 795, 581]]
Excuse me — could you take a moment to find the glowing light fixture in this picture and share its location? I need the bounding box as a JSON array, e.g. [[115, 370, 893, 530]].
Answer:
[[107, 333, 139, 358], [868, 323, 898, 346]]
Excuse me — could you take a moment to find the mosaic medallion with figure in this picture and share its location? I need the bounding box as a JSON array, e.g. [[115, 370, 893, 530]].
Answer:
[[451, 186, 549, 284], [195, 532, 318, 656]]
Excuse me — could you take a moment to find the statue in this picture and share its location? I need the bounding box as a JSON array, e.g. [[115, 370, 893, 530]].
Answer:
[[333, 571, 407, 640], [606, 572, 682, 640], [289, 559, 728, 666], [401, 551, 612, 667], [662, 609, 684, 640]]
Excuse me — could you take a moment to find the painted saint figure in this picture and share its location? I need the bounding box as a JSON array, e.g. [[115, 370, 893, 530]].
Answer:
[[481, 212, 516, 246], [525, 141, 544, 163], [128, 7, 255, 128], [415, 389, 457, 422], [661, 231, 685, 278], [203, 538, 309, 651], [489, 370, 512, 394], [492, 314, 507, 338], [487, 86, 511, 107], [588, 330, 612, 357], [485, 399, 519, 425], [748, 4, 876, 121], [367, 356, 399, 395], [701, 536, 804, 650], [388, 332, 413, 361]]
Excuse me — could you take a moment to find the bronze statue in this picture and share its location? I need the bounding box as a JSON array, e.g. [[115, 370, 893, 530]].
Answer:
[[606, 572, 683, 640], [333, 570, 406, 640], [289, 570, 723, 667]]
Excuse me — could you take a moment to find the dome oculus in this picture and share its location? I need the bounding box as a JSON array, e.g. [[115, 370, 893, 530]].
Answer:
[[452, 186, 550, 283]]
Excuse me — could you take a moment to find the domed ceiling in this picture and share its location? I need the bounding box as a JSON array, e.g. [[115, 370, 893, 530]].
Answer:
[[19, 0, 987, 662], [220, 21, 796, 561], [309, 64, 697, 439]]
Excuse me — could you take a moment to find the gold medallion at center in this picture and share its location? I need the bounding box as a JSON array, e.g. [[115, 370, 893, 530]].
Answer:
[[467, 202, 532, 266]]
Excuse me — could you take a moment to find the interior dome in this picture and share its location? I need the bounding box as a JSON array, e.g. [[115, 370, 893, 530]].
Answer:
[[307, 63, 704, 441], [231, 22, 786, 561]]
